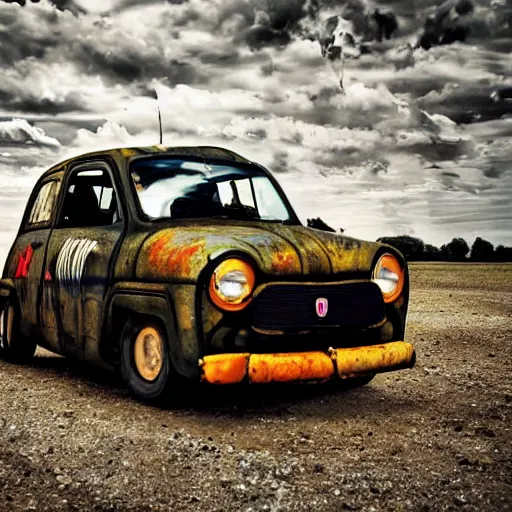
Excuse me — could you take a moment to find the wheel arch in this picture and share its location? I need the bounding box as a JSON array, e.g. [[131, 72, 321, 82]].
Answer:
[[101, 287, 197, 379], [0, 280, 22, 333], [0, 279, 15, 312]]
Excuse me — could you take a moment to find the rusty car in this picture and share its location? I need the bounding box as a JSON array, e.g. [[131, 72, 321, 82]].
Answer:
[[0, 146, 416, 402]]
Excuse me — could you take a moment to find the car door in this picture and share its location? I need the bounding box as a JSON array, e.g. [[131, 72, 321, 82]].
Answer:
[[3, 173, 63, 342], [42, 160, 125, 363]]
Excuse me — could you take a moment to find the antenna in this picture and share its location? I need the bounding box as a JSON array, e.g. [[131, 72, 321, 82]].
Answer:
[[154, 87, 163, 145]]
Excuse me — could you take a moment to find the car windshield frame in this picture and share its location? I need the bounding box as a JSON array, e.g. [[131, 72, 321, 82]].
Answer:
[[128, 156, 301, 225]]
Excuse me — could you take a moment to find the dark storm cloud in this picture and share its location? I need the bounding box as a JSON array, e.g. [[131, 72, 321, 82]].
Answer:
[[218, 0, 309, 49], [219, 0, 308, 31], [0, 0, 85, 14], [3, 95, 86, 114], [269, 149, 289, 173], [0, 5, 204, 87], [419, 84, 512, 124], [0, 0, 310, 93], [0, 7, 61, 66], [35, 118, 105, 144], [111, 0, 188, 9], [73, 40, 200, 85], [0, 84, 86, 114]]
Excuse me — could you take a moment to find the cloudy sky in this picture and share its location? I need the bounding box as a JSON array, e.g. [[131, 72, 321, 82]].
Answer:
[[0, 0, 511, 266]]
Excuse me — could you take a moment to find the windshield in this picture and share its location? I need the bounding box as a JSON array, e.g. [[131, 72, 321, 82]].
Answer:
[[130, 158, 294, 223]]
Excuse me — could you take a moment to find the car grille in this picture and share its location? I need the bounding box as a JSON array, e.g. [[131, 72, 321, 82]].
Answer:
[[251, 281, 385, 333]]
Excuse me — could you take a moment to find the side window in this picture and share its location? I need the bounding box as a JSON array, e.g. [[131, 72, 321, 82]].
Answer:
[[217, 179, 256, 209], [26, 180, 61, 229], [59, 168, 122, 228], [252, 176, 290, 221]]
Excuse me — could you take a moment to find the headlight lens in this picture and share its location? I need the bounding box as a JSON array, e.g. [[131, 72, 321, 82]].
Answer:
[[372, 253, 404, 303], [209, 259, 255, 311]]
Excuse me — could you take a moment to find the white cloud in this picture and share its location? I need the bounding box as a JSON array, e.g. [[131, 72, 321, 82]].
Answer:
[[0, 119, 60, 148]]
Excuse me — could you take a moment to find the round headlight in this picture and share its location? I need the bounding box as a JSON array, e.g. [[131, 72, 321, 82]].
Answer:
[[209, 259, 255, 311], [372, 253, 404, 303]]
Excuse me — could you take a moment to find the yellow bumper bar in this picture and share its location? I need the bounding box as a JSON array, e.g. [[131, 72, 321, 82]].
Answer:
[[199, 341, 416, 385]]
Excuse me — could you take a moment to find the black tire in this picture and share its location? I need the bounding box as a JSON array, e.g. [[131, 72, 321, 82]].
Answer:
[[0, 297, 37, 363], [120, 319, 181, 404]]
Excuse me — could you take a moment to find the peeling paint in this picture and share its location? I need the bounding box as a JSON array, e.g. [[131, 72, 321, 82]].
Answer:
[[271, 250, 300, 273], [56, 238, 98, 296]]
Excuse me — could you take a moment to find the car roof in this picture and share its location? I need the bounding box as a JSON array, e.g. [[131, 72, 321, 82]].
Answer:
[[41, 145, 255, 179]]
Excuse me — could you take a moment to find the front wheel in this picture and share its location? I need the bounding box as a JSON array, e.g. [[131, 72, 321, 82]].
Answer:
[[120, 320, 182, 404], [0, 299, 37, 363]]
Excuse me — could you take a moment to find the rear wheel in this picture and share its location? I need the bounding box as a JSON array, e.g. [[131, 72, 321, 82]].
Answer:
[[0, 298, 37, 363], [120, 319, 182, 404]]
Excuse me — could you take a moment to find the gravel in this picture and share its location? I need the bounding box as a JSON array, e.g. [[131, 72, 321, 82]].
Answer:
[[0, 263, 511, 511]]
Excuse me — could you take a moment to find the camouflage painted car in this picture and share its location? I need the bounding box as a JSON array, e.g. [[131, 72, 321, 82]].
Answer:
[[0, 146, 416, 402]]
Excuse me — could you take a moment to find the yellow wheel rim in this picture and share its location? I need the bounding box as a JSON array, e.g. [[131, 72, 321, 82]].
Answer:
[[133, 326, 164, 382]]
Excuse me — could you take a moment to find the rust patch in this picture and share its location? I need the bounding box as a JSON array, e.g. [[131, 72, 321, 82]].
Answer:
[[333, 341, 415, 377], [199, 343, 415, 385], [248, 352, 334, 383], [200, 353, 249, 384], [167, 240, 205, 275], [148, 235, 169, 266], [271, 250, 300, 273], [147, 233, 205, 276]]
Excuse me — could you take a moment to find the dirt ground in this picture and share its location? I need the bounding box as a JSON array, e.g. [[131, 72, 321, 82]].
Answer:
[[0, 264, 511, 512]]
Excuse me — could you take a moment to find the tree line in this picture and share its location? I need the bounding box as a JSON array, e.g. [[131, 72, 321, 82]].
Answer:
[[376, 236, 512, 262], [306, 218, 512, 262]]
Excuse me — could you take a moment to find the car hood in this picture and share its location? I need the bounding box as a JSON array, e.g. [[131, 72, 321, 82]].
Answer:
[[135, 222, 387, 281]]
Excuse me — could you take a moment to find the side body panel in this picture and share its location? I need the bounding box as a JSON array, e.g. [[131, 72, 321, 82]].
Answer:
[[6, 230, 51, 339], [42, 225, 123, 362], [2, 171, 64, 341], [40, 158, 126, 364]]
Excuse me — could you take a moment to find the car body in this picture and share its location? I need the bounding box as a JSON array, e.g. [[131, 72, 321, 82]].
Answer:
[[0, 145, 416, 401]]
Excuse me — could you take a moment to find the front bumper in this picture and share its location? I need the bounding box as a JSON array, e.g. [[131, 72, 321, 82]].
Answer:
[[199, 341, 416, 384]]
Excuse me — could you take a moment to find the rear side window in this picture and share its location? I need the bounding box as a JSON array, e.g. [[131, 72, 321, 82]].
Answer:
[[26, 180, 61, 229], [59, 169, 122, 228]]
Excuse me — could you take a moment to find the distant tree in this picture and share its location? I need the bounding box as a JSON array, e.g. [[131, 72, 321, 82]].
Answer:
[[307, 217, 336, 233], [423, 244, 442, 261], [470, 237, 494, 262], [377, 235, 425, 261], [440, 238, 469, 261], [495, 245, 512, 262]]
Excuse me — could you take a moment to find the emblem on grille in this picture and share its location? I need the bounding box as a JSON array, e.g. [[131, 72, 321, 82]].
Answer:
[[315, 297, 328, 318]]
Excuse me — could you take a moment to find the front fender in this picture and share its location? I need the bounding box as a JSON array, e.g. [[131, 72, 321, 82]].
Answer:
[[104, 283, 200, 379]]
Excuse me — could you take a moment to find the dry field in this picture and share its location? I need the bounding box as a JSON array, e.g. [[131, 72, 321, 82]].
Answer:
[[0, 264, 511, 511]]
